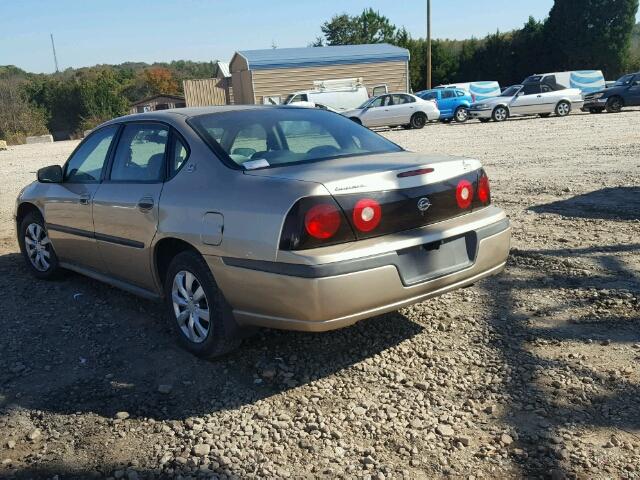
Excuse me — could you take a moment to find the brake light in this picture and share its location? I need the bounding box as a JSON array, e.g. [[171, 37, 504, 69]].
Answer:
[[456, 179, 474, 209], [478, 173, 490, 203], [352, 198, 382, 232], [304, 204, 341, 239]]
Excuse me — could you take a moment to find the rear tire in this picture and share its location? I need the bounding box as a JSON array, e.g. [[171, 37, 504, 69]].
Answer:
[[18, 211, 61, 280], [454, 106, 469, 123], [410, 112, 427, 129], [605, 96, 623, 113], [164, 250, 241, 358], [555, 100, 571, 117], [492, 106, 509, 122]]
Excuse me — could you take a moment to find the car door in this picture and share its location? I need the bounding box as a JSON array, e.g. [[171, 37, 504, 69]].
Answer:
[[91, 122, 170, 291], [359, 95, 388, 127], [385, 94, 415, 124], [538, 84, 558, 113], [438, 89, 457, 117], [510, 84, 540, 115], [627, 76, 640, 106], [44, 125, 118, 271]]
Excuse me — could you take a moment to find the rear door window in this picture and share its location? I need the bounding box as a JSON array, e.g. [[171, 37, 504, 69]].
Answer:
[[442, 90, 456, 99], [110, 123, 169, 182], [522, 84, 541, 95]]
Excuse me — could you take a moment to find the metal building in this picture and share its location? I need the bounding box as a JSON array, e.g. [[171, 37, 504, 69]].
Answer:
[[183, 61, 233, 107], [229, 44, 410, 105]]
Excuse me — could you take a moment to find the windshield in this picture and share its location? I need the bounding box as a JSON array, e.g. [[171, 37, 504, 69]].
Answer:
[[500, 85, 522, 97], [615, 74, 635, 86], [357, 97, 374, 109], [189, 108, 403, 169]]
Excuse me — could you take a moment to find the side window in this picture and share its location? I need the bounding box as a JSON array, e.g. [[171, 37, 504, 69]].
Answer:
[[110, 123, 169, 182], [64, 125, 118, 183], [456, 90, 466, 97], [540, 85, 552, 93], [369, 97, 384, 108], [421, 92, 437, 100], [442, 90, 456, 99], [522, 84, 541, 95], [169, 134, 190, 178]]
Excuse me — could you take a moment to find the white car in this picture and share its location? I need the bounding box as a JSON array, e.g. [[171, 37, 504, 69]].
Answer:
[[469, 83, 584, 122], [343, 93, 440, 129]]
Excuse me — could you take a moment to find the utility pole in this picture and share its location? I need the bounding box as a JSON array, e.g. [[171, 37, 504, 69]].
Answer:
[[426, 0, 432, 89], [50, 33, 59, 73]]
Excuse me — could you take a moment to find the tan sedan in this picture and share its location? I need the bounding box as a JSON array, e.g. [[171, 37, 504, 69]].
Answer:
[[15, 106, 510, 357]]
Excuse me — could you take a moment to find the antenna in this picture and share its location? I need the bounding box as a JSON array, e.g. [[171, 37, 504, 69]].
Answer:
[[50, 33, 59, 72]]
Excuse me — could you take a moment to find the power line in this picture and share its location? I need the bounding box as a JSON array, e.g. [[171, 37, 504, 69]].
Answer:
[[426, 0, 432, 89]]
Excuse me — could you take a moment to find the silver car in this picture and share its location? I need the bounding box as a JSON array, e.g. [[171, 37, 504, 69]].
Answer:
[[15, 106, 510, 357], [469, 83, 584, 122], [343, 93, 440, 129]]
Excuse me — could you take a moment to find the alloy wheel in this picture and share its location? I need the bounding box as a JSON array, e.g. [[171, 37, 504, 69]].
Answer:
[[557, 102, 570, 116], [171, 270, 211, 344], [494, 107, 508, 122], [455, 108, 468, 122], [24, 223, 52, 272]]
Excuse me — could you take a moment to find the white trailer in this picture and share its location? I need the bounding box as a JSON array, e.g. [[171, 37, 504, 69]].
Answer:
[[523, 71, 605, 94]]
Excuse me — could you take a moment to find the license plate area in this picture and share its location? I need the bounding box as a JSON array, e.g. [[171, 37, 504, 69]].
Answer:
[[395, 232, 477, 286]]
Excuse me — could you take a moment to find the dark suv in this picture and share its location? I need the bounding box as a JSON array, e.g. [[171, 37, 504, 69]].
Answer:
[[583, 72, 640, 113]]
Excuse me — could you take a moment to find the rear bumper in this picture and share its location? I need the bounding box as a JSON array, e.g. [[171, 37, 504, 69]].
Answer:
[[206, 208, 510, 332]]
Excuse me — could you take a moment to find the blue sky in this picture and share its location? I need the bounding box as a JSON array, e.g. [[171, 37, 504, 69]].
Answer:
[[1, 1, 638, 73]]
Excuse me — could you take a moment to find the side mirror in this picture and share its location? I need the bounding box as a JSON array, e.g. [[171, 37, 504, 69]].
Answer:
[[37, 165, 63, 183]]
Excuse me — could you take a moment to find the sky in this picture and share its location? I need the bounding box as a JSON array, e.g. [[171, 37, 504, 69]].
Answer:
[[1, 0, 638, 74]]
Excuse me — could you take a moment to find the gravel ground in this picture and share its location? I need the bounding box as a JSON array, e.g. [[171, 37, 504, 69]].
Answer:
[[0, 110, 639, 480]]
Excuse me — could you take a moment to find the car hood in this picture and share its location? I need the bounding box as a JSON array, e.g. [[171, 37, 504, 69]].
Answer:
[[244, 151, 482, 195]]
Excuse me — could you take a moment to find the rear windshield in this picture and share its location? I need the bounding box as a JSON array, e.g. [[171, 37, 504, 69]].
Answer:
[[189, 108, 403, 169]]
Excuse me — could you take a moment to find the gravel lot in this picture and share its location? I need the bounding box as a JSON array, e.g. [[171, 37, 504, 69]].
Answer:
[[1, 110, 639, 480]]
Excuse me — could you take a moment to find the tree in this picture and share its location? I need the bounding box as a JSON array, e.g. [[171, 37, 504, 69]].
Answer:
[[320, 9, 397, 46], [0, 76, 48, 144], [545, 0, 639, 77]]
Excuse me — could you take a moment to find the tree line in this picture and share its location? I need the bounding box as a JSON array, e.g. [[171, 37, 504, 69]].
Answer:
[[315, 0, 639, 91], [1, 0, 639, 144], [0, 61, 215, 144]]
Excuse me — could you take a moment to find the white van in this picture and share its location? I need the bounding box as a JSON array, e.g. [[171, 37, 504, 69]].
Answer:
[[523, 71, 605, 94], [284, 78, 387, 112]]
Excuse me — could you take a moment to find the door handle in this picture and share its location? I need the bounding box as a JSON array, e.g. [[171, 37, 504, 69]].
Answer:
[[79, 194, 91, 205], [137, 197, 154, 211]]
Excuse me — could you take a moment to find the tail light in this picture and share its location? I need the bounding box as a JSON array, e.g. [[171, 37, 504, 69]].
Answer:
[[305, 204, 341, 239], [352, 198, 382, 232], [456, 179, 474, 209], [478, 172, 491, 203], [280, 197, 355, 250]]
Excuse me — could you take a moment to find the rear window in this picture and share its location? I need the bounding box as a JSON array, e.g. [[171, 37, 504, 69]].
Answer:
[[189, 108, 403, 169]]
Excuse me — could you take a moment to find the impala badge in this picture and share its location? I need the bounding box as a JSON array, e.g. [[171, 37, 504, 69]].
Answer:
[[417, 197, 431, 212]]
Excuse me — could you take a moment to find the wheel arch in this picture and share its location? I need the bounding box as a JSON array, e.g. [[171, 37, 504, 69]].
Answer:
[[153, 237, 203, 289], [16, 202, 43, 226]]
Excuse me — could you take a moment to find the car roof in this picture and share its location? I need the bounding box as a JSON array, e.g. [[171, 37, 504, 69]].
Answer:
[[99, 104, 304, 127]]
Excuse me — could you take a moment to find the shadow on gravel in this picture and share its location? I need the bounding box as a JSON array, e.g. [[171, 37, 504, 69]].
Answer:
[[483, 243, 640, 478], [0, 252, 422, 422], [529, 187, 640, 221]]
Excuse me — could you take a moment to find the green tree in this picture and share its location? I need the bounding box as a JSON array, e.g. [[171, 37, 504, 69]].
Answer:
[[0, 76, 48, 144], [320, 9, 397, 45], [545, 0, 639, 77]]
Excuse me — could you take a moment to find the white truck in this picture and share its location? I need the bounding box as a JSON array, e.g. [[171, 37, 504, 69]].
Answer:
[[283, 78, 387, 112], [522, 71, 605, 94]]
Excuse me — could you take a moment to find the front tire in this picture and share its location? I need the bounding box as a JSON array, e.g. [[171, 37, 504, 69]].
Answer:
[[410, 112, 427, 129], [18, 211, 60, 280], [605, 97, 623, 113], [164, 251, 241, 358], [492, 106, 509, 122], [454, 106, 469, 123], [555, 101, 571, 117]]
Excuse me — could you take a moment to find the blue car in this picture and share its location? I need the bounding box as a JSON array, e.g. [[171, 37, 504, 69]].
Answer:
[[415, 88, 472, 122]]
